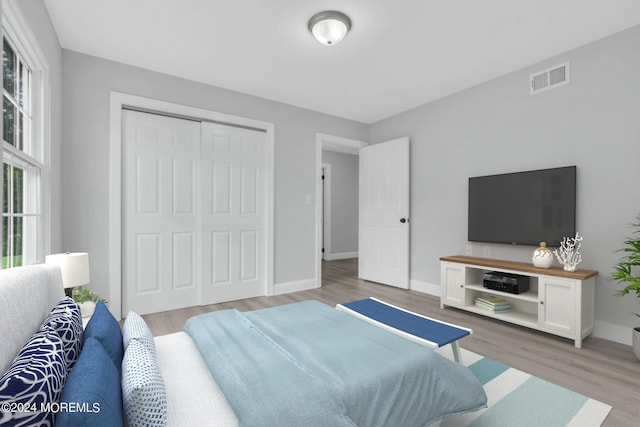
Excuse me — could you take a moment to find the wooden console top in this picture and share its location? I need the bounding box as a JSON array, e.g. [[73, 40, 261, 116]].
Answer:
[[440, 255, 598, 280]]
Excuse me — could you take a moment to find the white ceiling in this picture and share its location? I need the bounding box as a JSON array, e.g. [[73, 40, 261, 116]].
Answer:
[[43, 0, 640, 124]]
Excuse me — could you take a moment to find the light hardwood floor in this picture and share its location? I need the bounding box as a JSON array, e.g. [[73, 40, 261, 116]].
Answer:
[[143, 258, 640, 426]]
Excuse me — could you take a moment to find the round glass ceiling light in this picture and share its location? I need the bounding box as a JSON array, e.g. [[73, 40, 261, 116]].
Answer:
[[308, 11, 352, 46]]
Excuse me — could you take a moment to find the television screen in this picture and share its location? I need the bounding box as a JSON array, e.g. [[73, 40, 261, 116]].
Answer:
[[468, 166, 576, 246]]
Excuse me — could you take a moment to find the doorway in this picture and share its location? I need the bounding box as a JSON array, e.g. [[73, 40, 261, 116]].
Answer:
[[315, 133, 368, 284]]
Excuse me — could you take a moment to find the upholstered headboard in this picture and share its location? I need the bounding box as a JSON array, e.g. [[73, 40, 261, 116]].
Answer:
[[0, 264, 64, 375]]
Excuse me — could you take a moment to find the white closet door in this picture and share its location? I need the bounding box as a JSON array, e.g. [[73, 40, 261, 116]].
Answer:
[[200, 122, 267, 304], [122, 110, 201, 315]]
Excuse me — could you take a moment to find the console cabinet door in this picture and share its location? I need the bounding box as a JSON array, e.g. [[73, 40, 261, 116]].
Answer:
[[441, 262, 465, 308], [538, 276, 576, 338]]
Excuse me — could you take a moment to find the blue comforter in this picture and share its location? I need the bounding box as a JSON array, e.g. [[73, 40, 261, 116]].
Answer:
[[184, 300, 486, 427]]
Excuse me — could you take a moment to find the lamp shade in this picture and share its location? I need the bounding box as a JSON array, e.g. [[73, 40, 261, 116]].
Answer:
[[308, 11, 351, 45], [45, 252, 90, 289]]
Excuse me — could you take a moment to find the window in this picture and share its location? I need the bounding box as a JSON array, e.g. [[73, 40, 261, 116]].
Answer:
[[3, 154, 40, 268], [1, 3, 48, 269]]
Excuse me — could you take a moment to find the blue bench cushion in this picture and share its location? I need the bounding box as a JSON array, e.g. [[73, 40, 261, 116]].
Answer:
[[341, 298, 470, 347]]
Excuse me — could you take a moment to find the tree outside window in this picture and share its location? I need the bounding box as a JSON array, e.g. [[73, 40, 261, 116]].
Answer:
[[2, 32, 39, 269]]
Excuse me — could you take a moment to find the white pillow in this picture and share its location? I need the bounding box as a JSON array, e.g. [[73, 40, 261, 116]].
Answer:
[[122, 311, 156, 357], [121, 339, 167, 427]]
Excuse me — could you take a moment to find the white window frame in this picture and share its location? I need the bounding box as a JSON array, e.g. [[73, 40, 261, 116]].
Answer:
[[1, 0, 51, 269]]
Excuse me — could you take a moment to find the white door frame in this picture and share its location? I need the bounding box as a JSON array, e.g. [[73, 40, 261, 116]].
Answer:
[[109, 92, 275, 319], [315, 133, 368, 285], [321, 163, 331, 260]]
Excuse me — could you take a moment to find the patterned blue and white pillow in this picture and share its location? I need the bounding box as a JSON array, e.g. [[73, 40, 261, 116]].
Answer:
[[122, 311, 156, 357], [121, 339, 167, 427], [0, 326, 67, 426], [44, 296, 83, 370]]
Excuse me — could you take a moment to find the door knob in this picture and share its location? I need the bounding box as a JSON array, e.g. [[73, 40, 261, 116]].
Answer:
[[400, 218, 408, 223]]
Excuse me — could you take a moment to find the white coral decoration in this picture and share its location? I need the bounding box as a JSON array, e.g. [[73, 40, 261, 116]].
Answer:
[[553, 232, 583, 272]]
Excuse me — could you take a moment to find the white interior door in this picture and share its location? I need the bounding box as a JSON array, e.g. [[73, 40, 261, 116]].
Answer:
[[200, 122, 267, 304], [122, 110, 201, 315], [358, 137, 410, 288]]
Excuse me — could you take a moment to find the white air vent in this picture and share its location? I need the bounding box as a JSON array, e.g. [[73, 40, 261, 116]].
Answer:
[[530, 62, 569, 95]]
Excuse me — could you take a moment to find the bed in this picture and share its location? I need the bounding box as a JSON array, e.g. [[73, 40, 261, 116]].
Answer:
[[0, 264, 487, 426]]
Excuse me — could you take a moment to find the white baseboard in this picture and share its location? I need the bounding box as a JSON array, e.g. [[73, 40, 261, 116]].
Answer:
[[324, 251, 358, 261], [593, 320, 633, 346], [273, 278, 319, 295], [409, 279, 441, 297]]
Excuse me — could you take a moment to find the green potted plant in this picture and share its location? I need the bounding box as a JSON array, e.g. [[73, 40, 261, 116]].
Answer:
[[609, 214, 640, 359], [72, 286, 107, 318]]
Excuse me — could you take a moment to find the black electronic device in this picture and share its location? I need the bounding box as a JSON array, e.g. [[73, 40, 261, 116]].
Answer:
[[468, 166, 576, 246], [483, 271, 530, 294]]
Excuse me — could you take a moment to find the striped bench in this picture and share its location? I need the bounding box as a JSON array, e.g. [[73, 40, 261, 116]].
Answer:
[[336, 297, 471, 362]]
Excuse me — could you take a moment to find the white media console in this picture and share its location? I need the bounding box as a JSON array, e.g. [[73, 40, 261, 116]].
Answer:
[[440, 255, 598, 348]]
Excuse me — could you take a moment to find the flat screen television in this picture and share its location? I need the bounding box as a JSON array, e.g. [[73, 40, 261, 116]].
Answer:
[[468, 166, 576, 246]]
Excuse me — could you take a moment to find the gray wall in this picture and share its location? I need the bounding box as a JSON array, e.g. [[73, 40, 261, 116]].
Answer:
[[15, 0, 63, 254], [60, 50, 368, 302], [17, 0, 639, 343], [322, 150, 359, 257], [369, 25, 640, 343]]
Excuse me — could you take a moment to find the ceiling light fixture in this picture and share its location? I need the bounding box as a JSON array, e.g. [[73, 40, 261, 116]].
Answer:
[[308, 11, 352, 46]]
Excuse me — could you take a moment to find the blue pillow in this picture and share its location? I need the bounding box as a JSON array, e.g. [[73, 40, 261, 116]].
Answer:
[[83, 301, 123, 374], [44, 297, 83, 370], [0, 326, 67, 426], [56, 337, 123, 427], [123, 311, 156, 357], [122, 339, 167, 427]]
